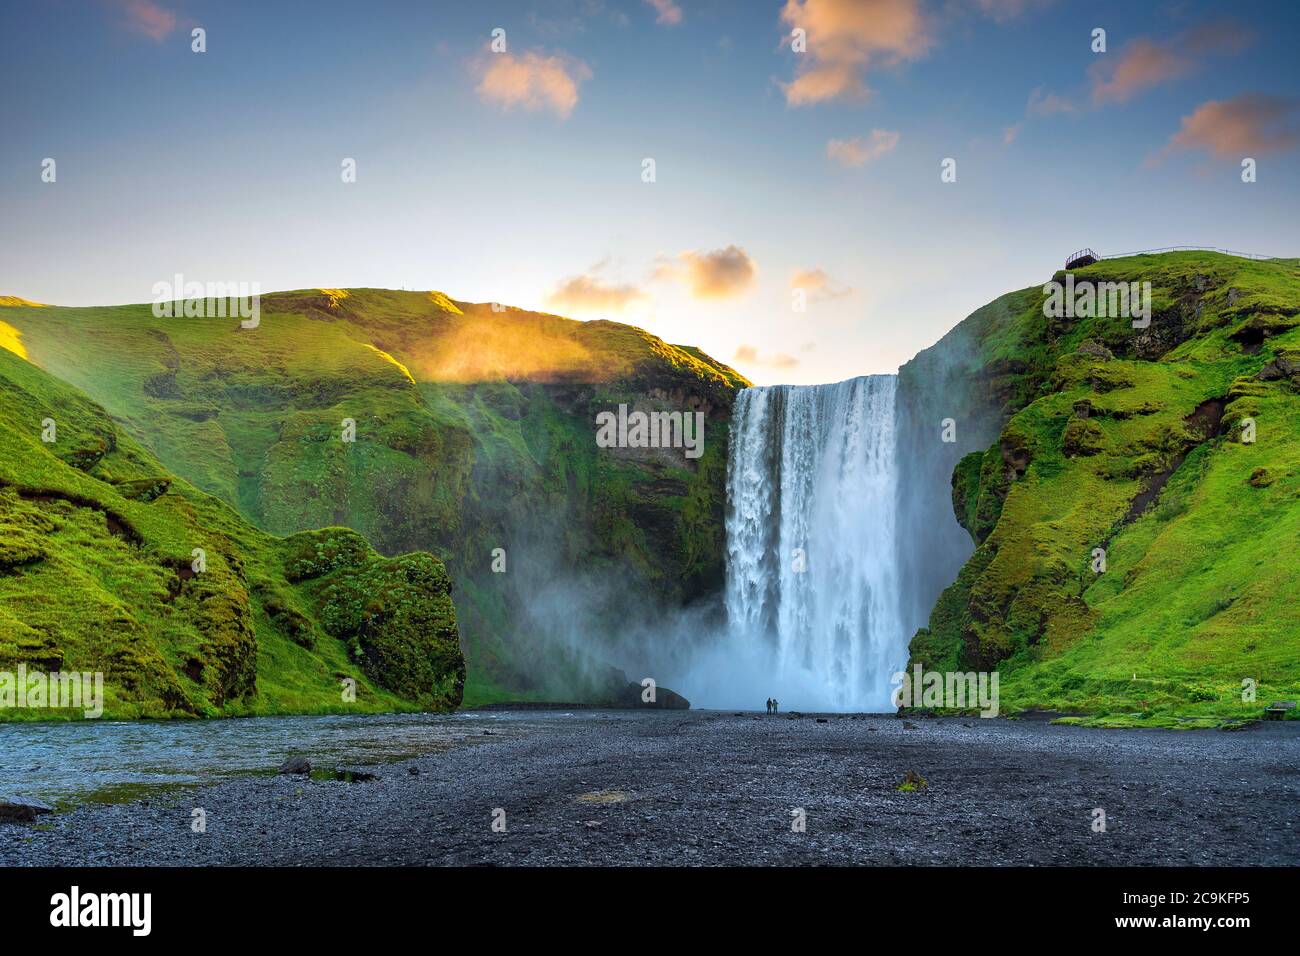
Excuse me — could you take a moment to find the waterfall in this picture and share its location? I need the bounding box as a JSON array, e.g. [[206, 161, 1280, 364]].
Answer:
[[722, 375, 907, 711]]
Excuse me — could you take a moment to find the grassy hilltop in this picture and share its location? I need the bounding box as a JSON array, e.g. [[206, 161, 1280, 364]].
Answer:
[[907, 252, 1300, 726], [0, 343, 463, 720], [0, 290, 747, 705]]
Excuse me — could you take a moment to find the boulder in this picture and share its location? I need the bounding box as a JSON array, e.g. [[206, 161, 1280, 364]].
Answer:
[[592, 666, 690, 709], [113, 477, 172, 502], [278, 756, 312, 775], [1257, 351, 1300, 382], [0, 795, 54, 822], [1076, 339, 1114, 361], [1248, 467, 1274, 488], [612, 681, 690, 710]]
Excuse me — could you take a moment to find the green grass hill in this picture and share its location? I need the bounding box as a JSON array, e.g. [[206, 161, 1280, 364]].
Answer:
[[907, 252, 1300, 726], [0, 289, 747, 705], [0, 344, 463, 720]]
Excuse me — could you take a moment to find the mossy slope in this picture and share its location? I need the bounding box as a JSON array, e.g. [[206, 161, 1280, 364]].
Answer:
[[0, 290, 746, 702], [0, 346, 463, 719], [904, 254, 1300, 723], [909, 252, 1300, 722]]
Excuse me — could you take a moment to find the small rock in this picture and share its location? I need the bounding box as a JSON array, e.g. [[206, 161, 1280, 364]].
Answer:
[[331, 768, 377, 783], [408, 767, 420, 776], [903, 721, 918, 730], [816, 718, 829, 723], [278, 756, 312, 775], [897, 770, 928, 792]]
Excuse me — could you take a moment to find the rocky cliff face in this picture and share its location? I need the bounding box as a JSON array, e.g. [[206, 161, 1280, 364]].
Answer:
[[904, 252, 1300, 723], [1, 290, 747, 702], [895, 305, 1008, 639]]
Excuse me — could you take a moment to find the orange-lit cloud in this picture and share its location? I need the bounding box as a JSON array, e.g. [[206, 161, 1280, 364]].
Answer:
[[657, 246, 757, 299], [1152, 94, 1300, 163], [1089, 21, 1253, 106], [475, 49, 592, 118], [826, 129, 899, 166], [545, 273, 648, 313], [1009, 20, 1253, 144], [1089, 39, 1190, 106], [734, 344, 799, 370], [119, 0, 176, 41], [790, 267, 852, 301], [779, 0, 931, 106], [645, 0, 683, 26]]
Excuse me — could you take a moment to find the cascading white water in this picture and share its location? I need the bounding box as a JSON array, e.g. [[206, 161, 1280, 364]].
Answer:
[[722, 375, 907, 711]]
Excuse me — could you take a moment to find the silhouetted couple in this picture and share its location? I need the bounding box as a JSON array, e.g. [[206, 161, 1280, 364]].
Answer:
[[766, 697, 779, 715]]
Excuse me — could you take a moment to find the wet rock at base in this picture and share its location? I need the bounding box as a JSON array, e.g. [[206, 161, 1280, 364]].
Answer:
[[278, 756, 312, 775], [593, 666, 690, 709], [0, 795, 54, 822]]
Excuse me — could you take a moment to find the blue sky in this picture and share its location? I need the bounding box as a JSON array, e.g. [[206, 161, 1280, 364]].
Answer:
[[2, 0, 1298, 383]]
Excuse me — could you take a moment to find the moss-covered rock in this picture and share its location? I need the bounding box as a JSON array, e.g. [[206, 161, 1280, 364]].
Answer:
[[1248, 467, 1275, 488], [1062, 417, 1106, 457], [113, 476, 171, 502], [318, 552, 463, 708]]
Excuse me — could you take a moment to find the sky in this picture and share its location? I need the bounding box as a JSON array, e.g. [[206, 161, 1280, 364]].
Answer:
[[2, 0, 1298, 385]]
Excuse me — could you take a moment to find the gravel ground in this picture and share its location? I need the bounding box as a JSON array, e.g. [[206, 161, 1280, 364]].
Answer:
[[2, 711, 1296, 866]]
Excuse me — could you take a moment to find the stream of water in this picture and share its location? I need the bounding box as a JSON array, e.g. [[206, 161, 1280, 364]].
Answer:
[[0, 711, 559, 806]]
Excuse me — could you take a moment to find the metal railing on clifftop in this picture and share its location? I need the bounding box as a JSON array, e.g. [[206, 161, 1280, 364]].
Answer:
[[1098, 245, 1283, 262]]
